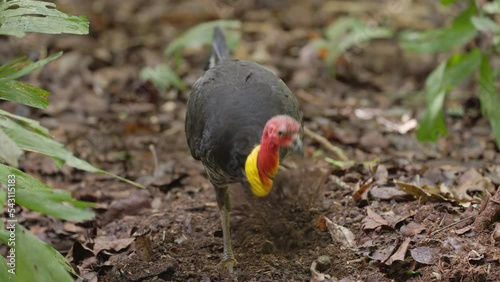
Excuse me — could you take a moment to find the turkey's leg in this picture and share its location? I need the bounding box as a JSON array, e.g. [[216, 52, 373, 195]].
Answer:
[[214, 185, 236, 273]]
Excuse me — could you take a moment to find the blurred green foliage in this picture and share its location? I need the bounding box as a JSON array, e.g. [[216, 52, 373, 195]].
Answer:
[[400, 4, 477, 53], [312, 17, 393, 76], [0, 1, 139, 281], [400, 0, 500, 147], [140, 20, 241, 93], [164, 20, 240, 57]]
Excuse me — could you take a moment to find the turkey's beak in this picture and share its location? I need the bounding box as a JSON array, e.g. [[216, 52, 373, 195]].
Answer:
[[290, 135, 304, 155]]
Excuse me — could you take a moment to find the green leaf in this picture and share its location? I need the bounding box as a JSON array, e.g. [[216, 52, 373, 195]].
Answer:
[[0, 52, 62, 83], [0, 108, 49, 135], [0, 53, 63, 109], [337, 25, 392, 55], [164, 20, 241, 57], [471, 16, 500, 33], [495, 64, 500, 79], [15, 224, 75, 282], [441, 50, 478, 85], [0, 116, 100, 172], [17, 188, 95, 221], [102, 170, 144, 188], [440, 0, 458, 6], [494, 35, 500, 48], [417, 62, 448, 141], [442, 49, 481, 88], [400, 4, 477, 53], [0, 164, 94, 220], [315, 16, 393, 75], [0, 163, 52, 190], [0, 79, 50, 109], [417, 50, 481, 141], [0, 164, 95, 221], [0, 230, 7, 244], [452, 3, 477, 28], [479, 55, 500, 147], [0, 119, 145, 188], [0, 0, 89, 37], [337, 18, 391, 51], [0, 128, 23, 166], [399, 28, 476, 53], [0, 117, 144, 188], [483, 0, 500, 14], [324, 17, 360, 42], [424, 60, 447, 95], [0, 255, 16, 282], [139, 64, 186, 92], [417, 89, 448, 141], [0, 227, 4, 243], [0, 188, 6, 208], [0, 57, 25, 76], [46, 242, 79, 277]]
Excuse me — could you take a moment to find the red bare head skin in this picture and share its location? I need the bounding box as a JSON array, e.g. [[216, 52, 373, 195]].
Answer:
[[262, 115, 301, 148], [256, 115, 302, 185]]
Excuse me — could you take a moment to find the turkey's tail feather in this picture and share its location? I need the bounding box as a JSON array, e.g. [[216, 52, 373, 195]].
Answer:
[[208, 27, 231, 69]]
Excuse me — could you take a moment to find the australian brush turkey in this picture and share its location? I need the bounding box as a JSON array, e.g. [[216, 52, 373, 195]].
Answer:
[[185, 27, 303, 272]]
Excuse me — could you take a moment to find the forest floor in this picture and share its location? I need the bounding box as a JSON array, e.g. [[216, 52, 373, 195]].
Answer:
[[1, 0, 499, 281]]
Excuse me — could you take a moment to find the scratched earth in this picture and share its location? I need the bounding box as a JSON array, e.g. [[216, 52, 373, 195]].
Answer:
[[1, 0, 499, 281]]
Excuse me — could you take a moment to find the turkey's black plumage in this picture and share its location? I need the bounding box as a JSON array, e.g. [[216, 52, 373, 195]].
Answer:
[[186, 59, 301, 184]]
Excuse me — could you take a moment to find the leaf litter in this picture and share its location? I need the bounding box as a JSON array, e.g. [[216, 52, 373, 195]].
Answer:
[[1, 0, 499, 281]]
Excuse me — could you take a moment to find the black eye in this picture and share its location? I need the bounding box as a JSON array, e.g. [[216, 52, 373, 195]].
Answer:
[[277, 130, 284, 137]]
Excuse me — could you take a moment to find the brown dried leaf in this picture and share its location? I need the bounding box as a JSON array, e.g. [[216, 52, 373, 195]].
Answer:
[[369, 187, 414, 201], [353, 178, 373, 202], [80, 272, 98, 282], [385, 209, 414, 228], [63, 222, 85, 233], [135, 235, 153, 261], [410, 246, 439, 265], [68, 241, 94, 265], [485, 165, 500, 185], [362, 207, 389, 230], [444, 237, 466, 255], [369, 244, 396, 262], [400, 221, 426, 237], [455, 168, 494, 201], [325, 216, 356, 249], [93, 236, 135, 255], [373, 164, 388, 185], [394, 180, 431, 200], [454, 226, 472, 235], [394, 180, 449, 202], [385, 237, 411, 265]]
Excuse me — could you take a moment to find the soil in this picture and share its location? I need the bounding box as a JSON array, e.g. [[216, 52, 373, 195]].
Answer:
[[1, 0, 499, 281]]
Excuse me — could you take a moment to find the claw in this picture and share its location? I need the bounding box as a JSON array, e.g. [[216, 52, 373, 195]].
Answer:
[[223, 256, 237, 274]]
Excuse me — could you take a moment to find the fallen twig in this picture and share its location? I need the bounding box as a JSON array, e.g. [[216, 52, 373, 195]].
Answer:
[[304, 127, 348, 161], [430, 215, 475, 236]]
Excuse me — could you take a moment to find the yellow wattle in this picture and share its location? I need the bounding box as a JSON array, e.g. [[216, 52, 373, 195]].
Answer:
[[245, 145, 275, 197]]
